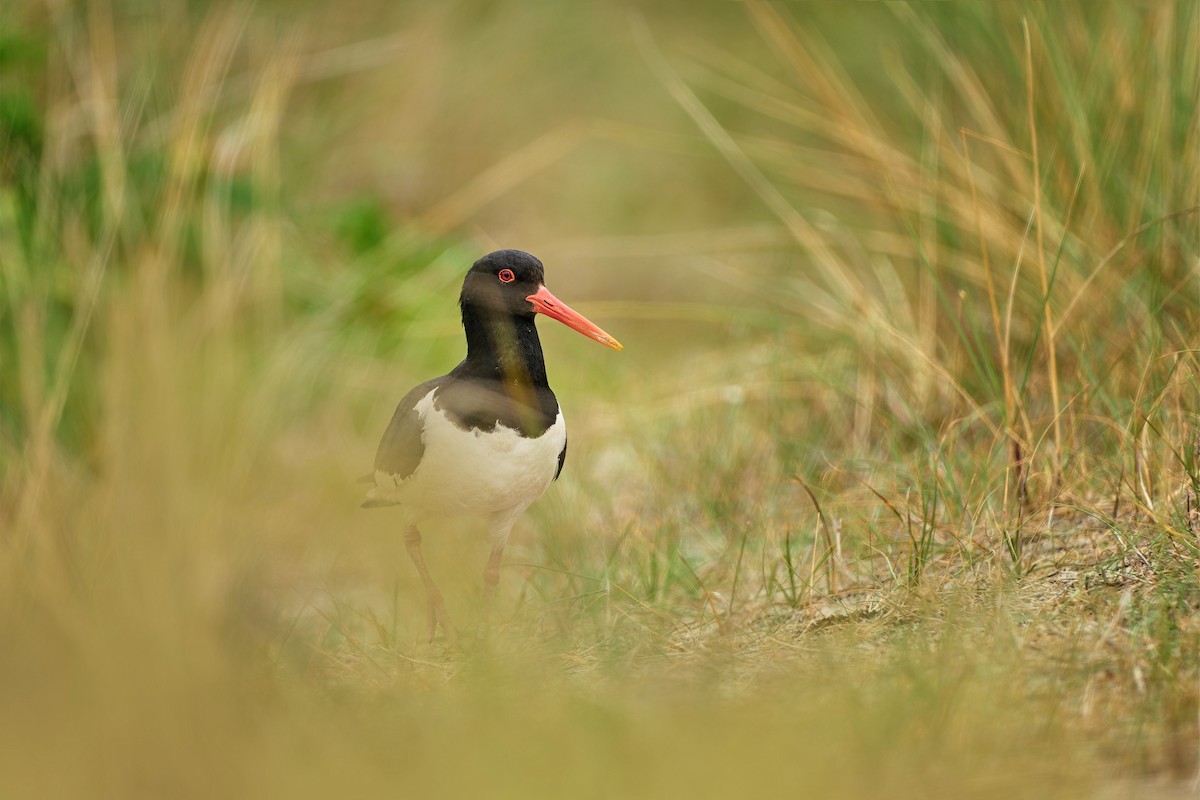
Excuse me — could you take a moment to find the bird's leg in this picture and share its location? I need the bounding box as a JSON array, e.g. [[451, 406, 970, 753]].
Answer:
[[404, 524, 454, 643], [481, 515, 516, 623], [481, 543, 505, 619]]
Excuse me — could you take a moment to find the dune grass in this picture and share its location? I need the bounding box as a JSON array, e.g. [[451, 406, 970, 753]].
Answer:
[[0, 1, 1196, 797]]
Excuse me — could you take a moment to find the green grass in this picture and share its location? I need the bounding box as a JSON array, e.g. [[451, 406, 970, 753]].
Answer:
[[0, 1, 1197, 797]]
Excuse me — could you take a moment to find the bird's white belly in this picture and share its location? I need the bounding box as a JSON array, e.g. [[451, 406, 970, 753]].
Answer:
[[374, 390, 566, 518]]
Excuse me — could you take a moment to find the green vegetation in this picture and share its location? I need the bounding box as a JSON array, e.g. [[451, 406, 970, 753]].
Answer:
[[1, 1, 1196, 797]]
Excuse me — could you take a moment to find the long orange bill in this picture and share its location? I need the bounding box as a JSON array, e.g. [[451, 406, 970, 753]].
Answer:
[[526, 285, 623, 351]]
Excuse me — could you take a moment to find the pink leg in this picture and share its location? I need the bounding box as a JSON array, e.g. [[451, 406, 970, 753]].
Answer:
[[482, 514, 517, 622], [481, 543, 505, 619], [405, 525, 454, 643]]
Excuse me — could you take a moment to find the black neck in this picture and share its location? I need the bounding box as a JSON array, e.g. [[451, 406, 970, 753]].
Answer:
[[457, 304, 549, 387]]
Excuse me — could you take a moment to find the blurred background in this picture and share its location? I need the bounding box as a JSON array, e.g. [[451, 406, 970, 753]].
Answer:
[[0, 1, 1197, 797]]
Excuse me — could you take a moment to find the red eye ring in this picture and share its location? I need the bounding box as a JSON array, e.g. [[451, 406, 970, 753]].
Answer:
[[498, 269, 516, 283]]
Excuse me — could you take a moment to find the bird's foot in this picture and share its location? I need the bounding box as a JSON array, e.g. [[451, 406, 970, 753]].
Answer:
[[426, 592, 457, 645]]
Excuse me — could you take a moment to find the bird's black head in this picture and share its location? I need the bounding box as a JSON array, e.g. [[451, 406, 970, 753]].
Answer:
[[459, 249, 623, 351], [460, 249, 545, 318]]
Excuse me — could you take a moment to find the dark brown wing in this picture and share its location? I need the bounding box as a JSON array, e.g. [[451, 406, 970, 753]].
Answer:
[[373, 377, 444, 480], [555, 435, 567, 480]]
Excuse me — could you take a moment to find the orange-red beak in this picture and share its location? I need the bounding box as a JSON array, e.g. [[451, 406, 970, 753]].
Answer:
[[526, 285, 623, 351]]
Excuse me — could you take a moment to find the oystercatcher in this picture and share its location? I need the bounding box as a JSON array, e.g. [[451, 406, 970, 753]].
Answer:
[[364, 250, 622, 641]]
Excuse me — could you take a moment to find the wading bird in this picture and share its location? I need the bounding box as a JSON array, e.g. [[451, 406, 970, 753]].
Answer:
[[363, 250, 622, 642]]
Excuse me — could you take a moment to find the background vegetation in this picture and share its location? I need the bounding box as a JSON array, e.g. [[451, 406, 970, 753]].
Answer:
[[1, 1, 1196, 797]]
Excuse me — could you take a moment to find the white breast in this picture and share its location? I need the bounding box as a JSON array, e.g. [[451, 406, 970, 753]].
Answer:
[[372, 388, 566, 519]]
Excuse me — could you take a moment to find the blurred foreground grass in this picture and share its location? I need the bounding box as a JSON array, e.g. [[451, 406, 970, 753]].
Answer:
[[0, 1, 1197, 797]]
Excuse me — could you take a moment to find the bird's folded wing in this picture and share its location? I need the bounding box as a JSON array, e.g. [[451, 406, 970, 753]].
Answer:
[[373, 377, 444, 481]]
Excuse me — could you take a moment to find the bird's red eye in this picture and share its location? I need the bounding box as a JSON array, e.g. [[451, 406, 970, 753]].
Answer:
[[498, 269, 516, 283]]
